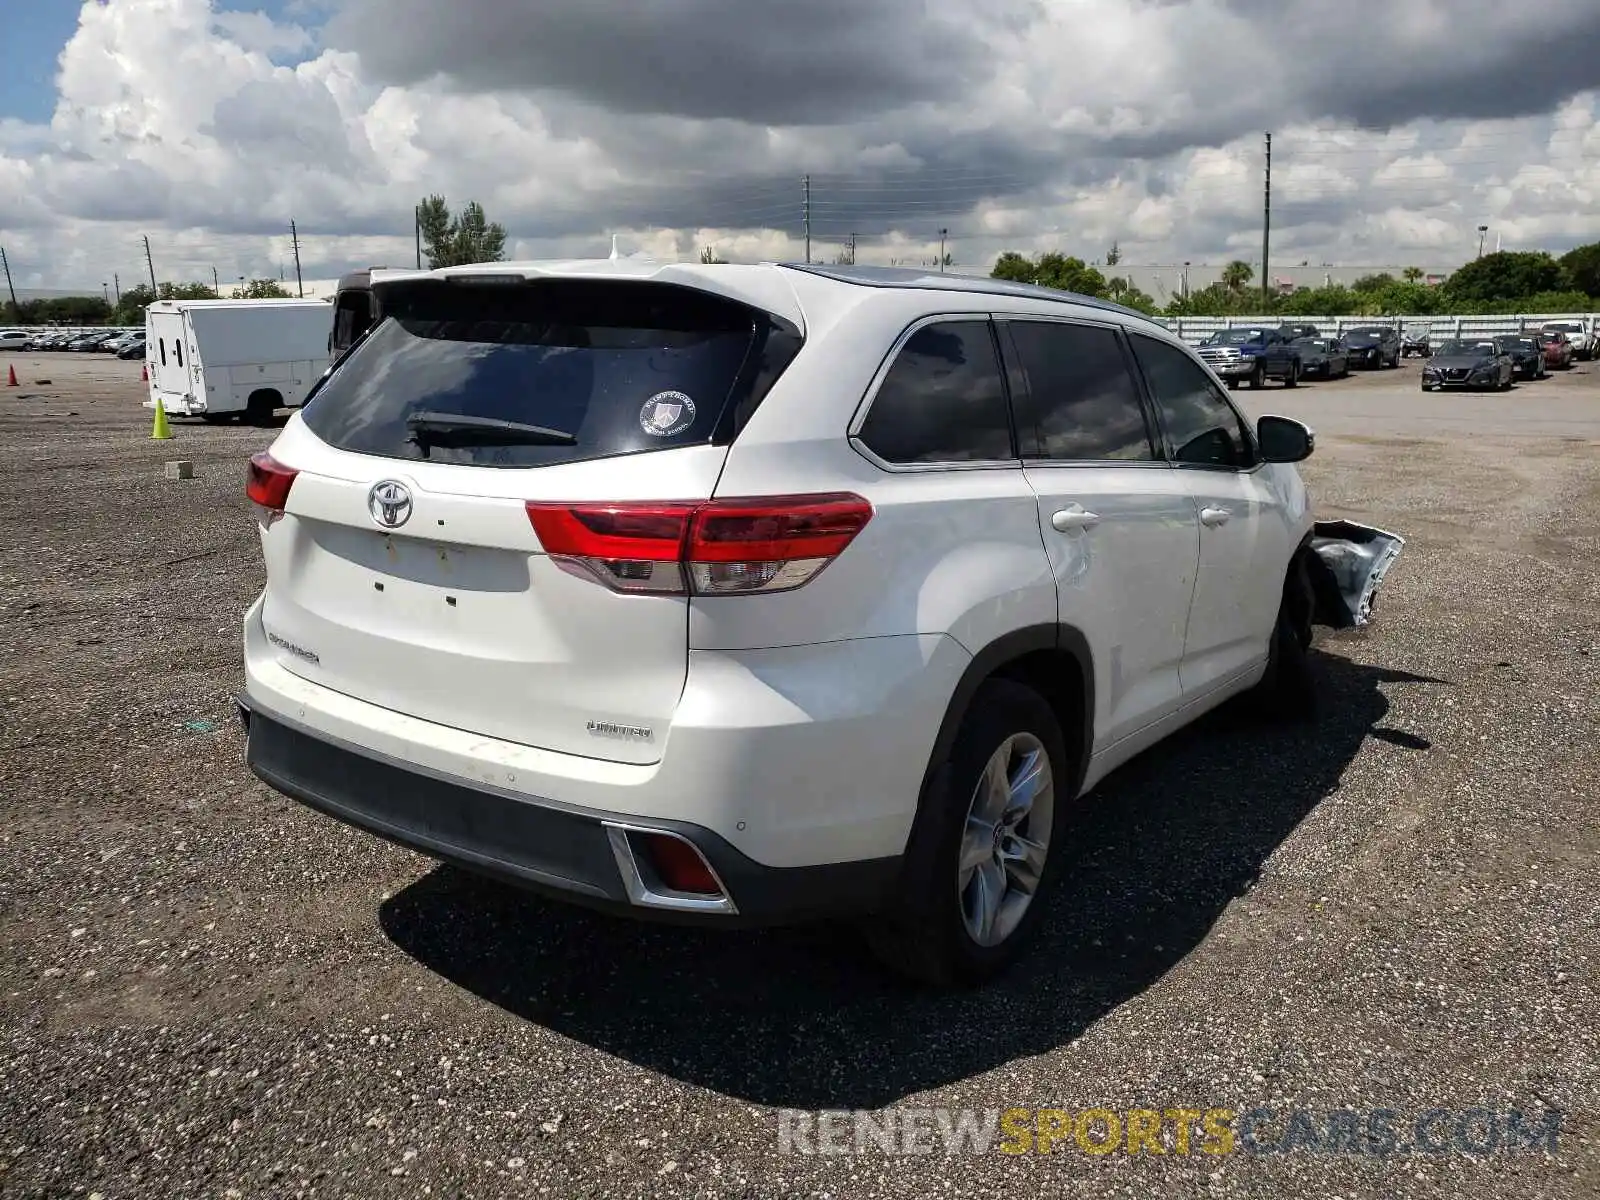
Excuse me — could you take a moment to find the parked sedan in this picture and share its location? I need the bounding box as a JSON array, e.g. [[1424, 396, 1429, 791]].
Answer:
[[1291, 336, 1350, 379], [1420, 338, 1514, 391], [1401, 323, 1432, 357], [1540, 331, 1575, 370], [1342, 325, 1402, 368], [1493, 335, 1547, 380], [1540, 320, 1595, 361]]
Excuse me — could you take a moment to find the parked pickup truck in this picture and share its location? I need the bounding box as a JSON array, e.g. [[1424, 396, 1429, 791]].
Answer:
[[1194, 326, 1303, 388]]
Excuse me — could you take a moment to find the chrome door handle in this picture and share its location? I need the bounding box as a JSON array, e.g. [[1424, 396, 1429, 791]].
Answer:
[[1051, 506, 1101, 532], [1199, 506, 1231, 527]]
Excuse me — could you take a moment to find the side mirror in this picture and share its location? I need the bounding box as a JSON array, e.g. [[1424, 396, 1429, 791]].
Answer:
[[1257, 415, 1314, 463]]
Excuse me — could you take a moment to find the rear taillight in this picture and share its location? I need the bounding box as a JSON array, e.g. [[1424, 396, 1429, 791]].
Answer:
[[246, 452, 297, 511], [525, 494, 873, 596]]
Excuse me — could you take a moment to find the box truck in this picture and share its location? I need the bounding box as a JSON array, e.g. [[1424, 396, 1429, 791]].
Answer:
[[144, 298, 333, 424]]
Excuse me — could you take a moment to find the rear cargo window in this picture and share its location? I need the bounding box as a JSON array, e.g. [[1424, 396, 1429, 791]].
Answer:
[[301, 280, 794, 468]]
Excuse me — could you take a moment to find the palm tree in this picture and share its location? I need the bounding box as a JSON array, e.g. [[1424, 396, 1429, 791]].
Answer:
[[1221, 260, 1254, 294], [1402, 266, 1424, 282]]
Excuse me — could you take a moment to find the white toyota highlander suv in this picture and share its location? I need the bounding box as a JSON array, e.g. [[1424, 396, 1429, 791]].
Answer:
[[239, 261, 1400, 985]]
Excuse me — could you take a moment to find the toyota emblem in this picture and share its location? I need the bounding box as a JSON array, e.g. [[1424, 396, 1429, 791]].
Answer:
[[367, 480, 413, 529]]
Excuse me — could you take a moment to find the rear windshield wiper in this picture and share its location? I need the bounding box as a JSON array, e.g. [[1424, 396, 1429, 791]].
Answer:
[[405, 411, 577, 447]]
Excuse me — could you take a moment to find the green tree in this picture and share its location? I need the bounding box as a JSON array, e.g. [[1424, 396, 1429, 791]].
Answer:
[[1402, 266, 1424, 283], [1105, 276, 1157, 314], [161, 282, 219, 301], [1033, 252, 1107, 296], [1163, 283, 1254, 317], [233, 279, 291, 299], [1352, 273, 1396, 294], [25, 295, 112, 324], [700, 246, 728, 264], [990, 251, 1036, 283], [112, 283, 156, 325], [1275, 284, 1353, 317], [1105, 241, 1122, 267], [416, 194, 508, 268], [1557, 241, 1600, 298], [1220, 260, 1253, 295], [1444, 251, 1568, 305]]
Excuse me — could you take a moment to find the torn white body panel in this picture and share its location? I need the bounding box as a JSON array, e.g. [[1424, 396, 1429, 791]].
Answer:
[[1308, 520, 1405, 628]]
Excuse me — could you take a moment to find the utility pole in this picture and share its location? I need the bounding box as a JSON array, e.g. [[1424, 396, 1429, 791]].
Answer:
[[1, 247, 18, 317], [212, 266, 219, 293], [1477, 225, 1489, 259], [103, 282, 109, 304], [415, 205, 422, 269], [290, 219, 304, 297], [113, 273, 120, 304], [802, 175, 811, 265], [1261, 131, 1272, 311], [848, 232, 856, 266], [143, 235, 158, 296], [939, 228, 948, 272]]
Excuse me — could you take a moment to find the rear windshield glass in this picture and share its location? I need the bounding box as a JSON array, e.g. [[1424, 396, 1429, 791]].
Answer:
[[301, 280, 772, 468]]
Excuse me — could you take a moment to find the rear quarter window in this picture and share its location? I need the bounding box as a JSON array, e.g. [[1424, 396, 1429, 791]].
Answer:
[[300, 280, 799, 468]]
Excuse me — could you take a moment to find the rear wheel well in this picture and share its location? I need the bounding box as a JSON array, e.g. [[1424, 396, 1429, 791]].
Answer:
[[990, 649, 1087, 783], [245, 389, 281, 426]]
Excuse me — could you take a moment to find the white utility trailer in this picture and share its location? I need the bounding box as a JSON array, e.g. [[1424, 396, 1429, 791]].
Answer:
[[144, 298, 333, 424]]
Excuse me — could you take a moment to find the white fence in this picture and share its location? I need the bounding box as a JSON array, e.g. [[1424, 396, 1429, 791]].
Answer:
[[1156, 313, 1598, 345]]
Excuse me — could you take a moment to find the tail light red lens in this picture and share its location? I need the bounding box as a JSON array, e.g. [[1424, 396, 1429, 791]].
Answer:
[[246, 452, 298, 511], [525, 494, 872, 596]]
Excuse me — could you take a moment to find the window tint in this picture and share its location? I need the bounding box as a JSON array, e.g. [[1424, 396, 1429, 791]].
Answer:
[[856, 320, 1012, 464], [159, 339, 167, 366], [1129, 334, 1255, 469], [1007, 321, 1154, 461], [174, 338, 183, 368], [301, 280, 788, 468]]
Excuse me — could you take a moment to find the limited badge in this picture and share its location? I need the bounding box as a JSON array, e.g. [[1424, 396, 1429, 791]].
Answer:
[[639, 391, 696, 436]]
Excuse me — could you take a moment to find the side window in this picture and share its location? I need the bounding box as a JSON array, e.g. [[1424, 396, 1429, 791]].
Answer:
[[1129, 334, 1255, 469], [1006, 320, 1155, 461], [856, 320, 1013, 464], [159, 339, 167, 367], [175, 338, 183, 368]]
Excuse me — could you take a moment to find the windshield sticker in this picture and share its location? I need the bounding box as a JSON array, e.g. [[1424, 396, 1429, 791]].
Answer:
[[640, 391, 696, 437]]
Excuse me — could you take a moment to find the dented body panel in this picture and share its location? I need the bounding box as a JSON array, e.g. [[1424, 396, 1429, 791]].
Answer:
[[1306, 520, 1405, 629]]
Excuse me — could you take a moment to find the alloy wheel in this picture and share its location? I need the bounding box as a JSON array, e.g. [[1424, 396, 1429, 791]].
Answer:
[[958, 733, 1054, 948]]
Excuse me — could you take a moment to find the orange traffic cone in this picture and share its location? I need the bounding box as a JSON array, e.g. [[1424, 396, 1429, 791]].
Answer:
[[6, 363, 16, 387]]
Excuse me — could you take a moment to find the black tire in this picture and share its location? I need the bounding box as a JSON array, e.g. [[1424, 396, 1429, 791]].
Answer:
[[1283, 361, 1298, 387], [865, 678, 1070, 987], [1250, 553, 1317, 719], [1248, 361, 1265, 389]]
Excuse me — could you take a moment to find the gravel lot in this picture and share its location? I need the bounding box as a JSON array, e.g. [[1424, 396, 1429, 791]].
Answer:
[[1, 350, 1597, 1199]]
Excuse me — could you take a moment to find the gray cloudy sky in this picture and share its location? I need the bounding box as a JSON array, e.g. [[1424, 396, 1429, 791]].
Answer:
[[3, 0, 1600, 290]]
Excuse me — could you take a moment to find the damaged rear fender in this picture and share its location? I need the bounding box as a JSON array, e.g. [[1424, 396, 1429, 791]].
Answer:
[[1302, 520, 1405, 629]]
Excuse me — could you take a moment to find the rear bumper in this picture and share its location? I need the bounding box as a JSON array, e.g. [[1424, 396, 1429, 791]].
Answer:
[[240, 696, 900, 927], [239, 594, 967, 923]]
